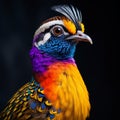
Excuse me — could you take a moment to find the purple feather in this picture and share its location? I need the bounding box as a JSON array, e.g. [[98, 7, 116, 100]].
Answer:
[[29, 46, 75, 73]]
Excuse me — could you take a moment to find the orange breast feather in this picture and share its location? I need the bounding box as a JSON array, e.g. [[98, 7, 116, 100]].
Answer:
[[36, 62, 90, 120]]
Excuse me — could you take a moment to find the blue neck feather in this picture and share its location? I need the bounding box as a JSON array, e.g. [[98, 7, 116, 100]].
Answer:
[[38, 35, 76, 59]]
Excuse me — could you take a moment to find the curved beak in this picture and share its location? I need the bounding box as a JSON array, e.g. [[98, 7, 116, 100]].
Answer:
[[66, 30, 93, 44]]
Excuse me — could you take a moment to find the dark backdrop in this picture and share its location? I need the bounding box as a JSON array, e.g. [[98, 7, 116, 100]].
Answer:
[[0, 0, 117, 120]]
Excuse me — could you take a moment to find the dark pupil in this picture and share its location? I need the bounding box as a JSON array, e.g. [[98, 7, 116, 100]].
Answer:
[[55, 28, 61, 33]]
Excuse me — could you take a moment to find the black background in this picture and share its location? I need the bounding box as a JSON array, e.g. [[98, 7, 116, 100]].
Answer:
[[0, 0, 117, 120]]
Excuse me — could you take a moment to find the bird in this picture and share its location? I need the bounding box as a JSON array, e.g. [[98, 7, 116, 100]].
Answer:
[[0, 4, 92, 120]]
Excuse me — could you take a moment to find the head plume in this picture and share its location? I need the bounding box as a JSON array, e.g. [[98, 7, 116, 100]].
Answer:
[[51, 5, 83, 31]]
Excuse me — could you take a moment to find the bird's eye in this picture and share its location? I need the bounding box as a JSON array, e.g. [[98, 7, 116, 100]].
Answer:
[[51, 25, 64, 37]]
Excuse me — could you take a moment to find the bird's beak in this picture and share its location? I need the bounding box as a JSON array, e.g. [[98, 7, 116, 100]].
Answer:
[[66, 30, 93, 44]]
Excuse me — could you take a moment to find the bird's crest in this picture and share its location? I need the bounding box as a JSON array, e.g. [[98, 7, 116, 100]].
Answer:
[[51, 5, 85, 33]]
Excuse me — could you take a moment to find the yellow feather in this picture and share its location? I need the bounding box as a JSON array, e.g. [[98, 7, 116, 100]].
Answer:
[[48, 62, 91, 120], [63, 18, 76, 34], [81, 23, 85, 33]]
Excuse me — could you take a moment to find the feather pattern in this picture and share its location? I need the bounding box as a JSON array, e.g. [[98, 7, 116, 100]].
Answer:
[[0, 80, 60, 120], [51, 5, 82, 30]]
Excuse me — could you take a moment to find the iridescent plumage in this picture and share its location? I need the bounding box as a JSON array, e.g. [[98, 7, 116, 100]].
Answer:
[[0, 5, 92, 120]]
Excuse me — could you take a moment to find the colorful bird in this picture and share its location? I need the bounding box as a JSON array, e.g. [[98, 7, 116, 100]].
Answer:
[[0, 5, 92, 120]]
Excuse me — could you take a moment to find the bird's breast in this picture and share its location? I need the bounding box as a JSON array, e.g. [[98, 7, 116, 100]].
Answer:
[[34, 61, 91, 120]]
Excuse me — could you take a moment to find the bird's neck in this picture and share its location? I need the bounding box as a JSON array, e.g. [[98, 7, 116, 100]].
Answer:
[[29, 46, 75, 78]]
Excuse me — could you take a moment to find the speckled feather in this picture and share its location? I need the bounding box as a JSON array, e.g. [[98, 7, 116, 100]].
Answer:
[[0, 79, 61, 120]]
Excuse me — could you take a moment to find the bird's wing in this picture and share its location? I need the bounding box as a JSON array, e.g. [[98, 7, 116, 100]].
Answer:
[[0, 80, 58, 120]]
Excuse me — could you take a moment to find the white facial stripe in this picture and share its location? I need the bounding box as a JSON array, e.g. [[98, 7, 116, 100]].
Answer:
[[34, 20, 64, 37], [34, 32, 51, 48], [37, 32, 51, 46]]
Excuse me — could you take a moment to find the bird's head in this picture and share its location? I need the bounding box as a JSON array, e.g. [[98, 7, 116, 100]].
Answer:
[[32, 5, 92, 59]]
